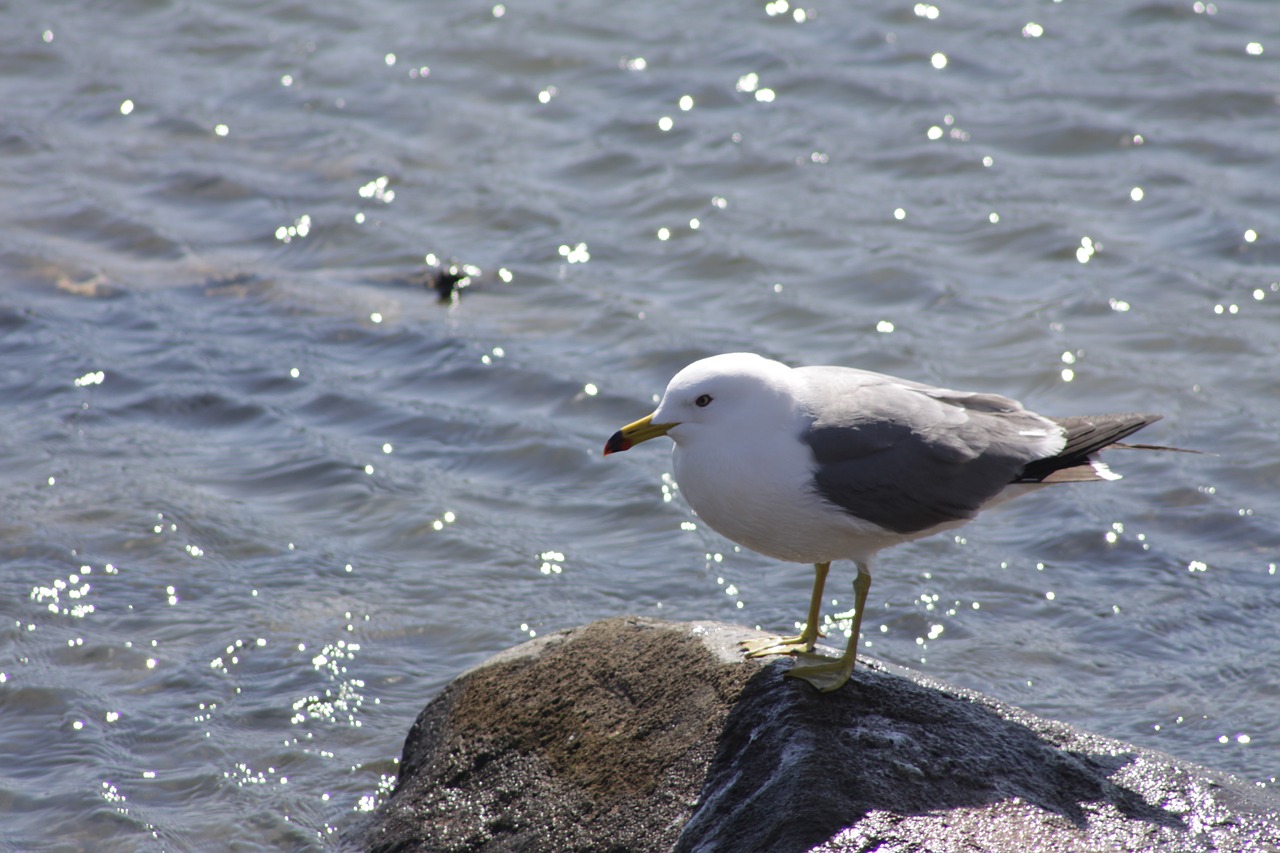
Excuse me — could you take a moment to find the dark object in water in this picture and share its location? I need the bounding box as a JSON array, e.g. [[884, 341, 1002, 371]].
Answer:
[[425, 262, 470, 303]]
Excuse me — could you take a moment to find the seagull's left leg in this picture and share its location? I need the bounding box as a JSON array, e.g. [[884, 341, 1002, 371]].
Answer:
[[740, 562, 830, 657], [787, 560, 871, 692]]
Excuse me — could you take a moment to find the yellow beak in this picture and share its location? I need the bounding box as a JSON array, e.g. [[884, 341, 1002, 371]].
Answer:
[[603, 413, 678, 455]]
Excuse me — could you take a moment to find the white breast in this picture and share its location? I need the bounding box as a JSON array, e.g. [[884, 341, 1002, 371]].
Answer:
[[671, 420, 903, 566]]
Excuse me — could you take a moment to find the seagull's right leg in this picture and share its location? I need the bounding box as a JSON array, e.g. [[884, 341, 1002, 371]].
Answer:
[[786, 560, 870, 692], [740, 561, 830, 657]]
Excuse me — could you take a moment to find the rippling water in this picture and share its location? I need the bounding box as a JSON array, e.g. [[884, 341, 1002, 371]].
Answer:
[[2, 0, 1278, 848]]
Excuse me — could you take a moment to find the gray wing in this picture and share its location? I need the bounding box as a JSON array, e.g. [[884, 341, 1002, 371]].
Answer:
[[795, 367, 1065, 535]]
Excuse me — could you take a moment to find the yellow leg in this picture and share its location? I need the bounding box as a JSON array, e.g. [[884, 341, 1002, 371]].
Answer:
[[740, 562, 830, 657], [787, 561, 871, 692]]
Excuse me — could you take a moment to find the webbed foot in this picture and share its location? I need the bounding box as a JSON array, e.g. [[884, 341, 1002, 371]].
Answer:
[[785, 650, 856, 692], [739, 631, 820, 658]]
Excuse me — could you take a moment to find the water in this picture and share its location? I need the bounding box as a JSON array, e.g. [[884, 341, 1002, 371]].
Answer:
[[2, 0, 1278, 848]]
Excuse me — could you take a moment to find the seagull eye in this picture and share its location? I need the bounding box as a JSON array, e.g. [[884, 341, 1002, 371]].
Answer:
[[695, 394, 713, 408]]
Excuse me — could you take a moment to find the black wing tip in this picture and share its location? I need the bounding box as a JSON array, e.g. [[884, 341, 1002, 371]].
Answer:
[[1019, 412, 1165, 483], [1050, 412, 1163, 429]]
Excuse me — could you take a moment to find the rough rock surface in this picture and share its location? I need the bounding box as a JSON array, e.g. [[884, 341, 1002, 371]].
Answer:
[[353, 617, 1280, 853]]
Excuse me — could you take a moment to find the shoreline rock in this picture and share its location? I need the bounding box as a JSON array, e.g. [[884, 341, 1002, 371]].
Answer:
[[352, 617, 1280, 852]]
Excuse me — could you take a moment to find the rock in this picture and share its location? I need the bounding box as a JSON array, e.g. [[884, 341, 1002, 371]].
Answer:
[[351, 617, 1280, 853]]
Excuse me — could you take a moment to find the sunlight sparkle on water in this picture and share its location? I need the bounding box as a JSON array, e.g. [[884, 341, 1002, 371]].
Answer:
[[276, 215, 311, 243], [558, 242, 590, 263], [538, 551, 564, 575], [31, 567, 97, 619], [660, 473, 678, 503], [292, 636, 367, 727], [358, 176, 394, 204], [1076, 236, 1096, 264]]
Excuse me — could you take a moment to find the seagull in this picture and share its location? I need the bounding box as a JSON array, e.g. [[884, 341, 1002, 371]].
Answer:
[[604, 352, 1164, 692]]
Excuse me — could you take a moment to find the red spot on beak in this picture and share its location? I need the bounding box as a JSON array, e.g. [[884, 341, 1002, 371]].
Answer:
[[603, 430, 631, 455]]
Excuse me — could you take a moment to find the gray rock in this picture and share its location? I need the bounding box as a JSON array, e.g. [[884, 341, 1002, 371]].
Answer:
[[353, 617, 1280, 853]]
